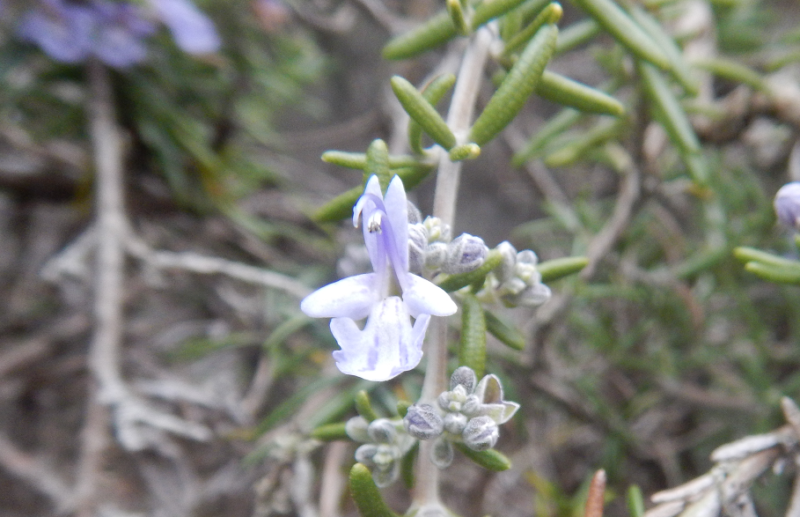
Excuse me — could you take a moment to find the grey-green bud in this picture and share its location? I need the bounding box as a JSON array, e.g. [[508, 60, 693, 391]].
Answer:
[[425, 242, 448, 270], [367, 419, 397, 444], [495, 241, 518, 282], [442, 234, 488, 274], [408, 201, 423, 224], [430, 436, 454, 469], [443, 412, 468, 435], [462, 416, 499, 451], [423, 217, 451, 242], [408, 224, 429, 273], [450, 366, 477, 392], [404, 404, 444, 440]]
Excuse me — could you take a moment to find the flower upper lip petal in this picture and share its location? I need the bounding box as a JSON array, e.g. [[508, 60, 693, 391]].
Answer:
[[383, 177, 410, 273]]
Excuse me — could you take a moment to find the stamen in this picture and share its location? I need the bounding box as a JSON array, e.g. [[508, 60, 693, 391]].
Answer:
[[367, 212, 383, 233]]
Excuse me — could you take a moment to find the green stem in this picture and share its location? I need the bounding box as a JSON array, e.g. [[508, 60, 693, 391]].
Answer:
[[413, 26, 493, 512]]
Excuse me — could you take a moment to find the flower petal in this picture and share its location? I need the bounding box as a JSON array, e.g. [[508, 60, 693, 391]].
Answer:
[[354, 176, 386, 275], [330, 297, 424, 381], [480, 401, 520, 425], [474, 374, 504, 405], [300, 273, 376, 320], [402, 274, 457, 318], [150, 0, 220, 54], [384, 176, 409, 273]]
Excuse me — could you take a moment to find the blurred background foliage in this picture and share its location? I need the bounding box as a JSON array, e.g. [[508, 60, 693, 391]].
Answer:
[[0, 0, 799, 515]]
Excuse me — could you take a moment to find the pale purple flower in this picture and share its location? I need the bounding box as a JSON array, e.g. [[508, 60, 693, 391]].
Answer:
[[775, 182, 800, 231], [148, 0, 220, 54], [18, 0, 101, 64], [301, 175, 457, 382], [16, 0, 218, 67]]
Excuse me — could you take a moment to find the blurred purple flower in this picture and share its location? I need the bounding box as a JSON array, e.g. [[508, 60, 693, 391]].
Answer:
[[775, 182, 800, 231], [16, 0, 219, 68], [148, 0, 220, 54]]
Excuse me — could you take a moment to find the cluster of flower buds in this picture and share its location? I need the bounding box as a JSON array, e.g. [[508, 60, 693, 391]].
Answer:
[[408, 216, 489, 276], [403, 366, 519, 468], [346, 416, 415, 487], [483, 241, 551, 307], [775, 182, 800, 231]]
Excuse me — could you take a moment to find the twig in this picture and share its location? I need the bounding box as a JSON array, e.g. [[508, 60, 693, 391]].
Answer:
[[74, 58, 127, 517], [415, 26, 493, 512], [581, 147, 642, 279], [0, 432, 75, 513], [126, 234, 311, 299], [0, 339, 49, 378], [319, 442, 348, 517]]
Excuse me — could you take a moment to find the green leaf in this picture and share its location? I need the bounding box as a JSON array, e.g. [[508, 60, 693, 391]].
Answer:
[[454, 443, 512, 471], [502, 2, 563, 56], [391, 75, 457, 150], [543, 118, 622, 167], [638, 62, 701, 154], [349, 463, 399, 517], [396, 400, 412, 417], [448, 143, 482, 161], [536, 71, 625, 116], [744, 262, 800, 284], [627, 485, 645, 517], [382, 11, 458, 60], [355, 390, 380, 422], [512, 107, 582, 166], [472, 0, 543, 30], [321, 151, 424, 170], [570, 0, 670, 69], [311, 185, 363, 223], [436, 249, 504, 292], [629, 6, 699, 95], [555, 19, 600, 54], [460, 294, 488, 378], [446, 0, 470, 34], [401, 442, 418, 489], [537, 256, 589, 282], [408, 74, 457, 154], [311, 165, 433, 223], [691, 57, 767, 92], [366, 139, 391, 191], [310, 422, 350, 441], [484, 310, 527, 350], [470, 24, 559, 145]]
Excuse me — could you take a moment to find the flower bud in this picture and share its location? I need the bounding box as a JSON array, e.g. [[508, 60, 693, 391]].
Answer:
[[345, 416, 370, 442], [450, 366, 477, 392], [407, 201, 423, 224], [775, 182, 800, 230], [443, 412, 468, 434], [495, 241, 518, 282], [371, 444, 397, 468], [367, 419, 397, 444], [430, 436, 454, 468], [513, 283, 551, 307], [355, 443, 379, 465], [461, 395, 482, 416], [514, 250, 542, 284], [462, 416, 499, 451], [404, 404, 444, 440], [442, 234, 489, 274], [425, 242, 448, 270], [424, 217, 451, 242], [408, 224, 429, 273]]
